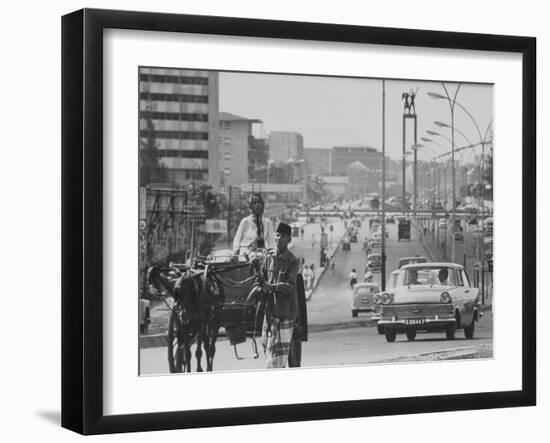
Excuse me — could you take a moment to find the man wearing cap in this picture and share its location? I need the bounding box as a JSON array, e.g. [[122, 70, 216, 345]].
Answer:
[[261, 222, 299, 368]]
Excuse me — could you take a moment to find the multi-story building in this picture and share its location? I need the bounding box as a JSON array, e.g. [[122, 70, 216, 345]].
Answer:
[[304, 148, 332, 176], [268, 131, 304, 165], [332, 145, 384, 176], [347, 161, 369, 197], [139, 67, 220, 190], [218, 112, 263, 191]]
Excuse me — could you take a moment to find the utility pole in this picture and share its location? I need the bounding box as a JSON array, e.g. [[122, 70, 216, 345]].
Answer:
[[381, 80, 387, 291], [227, 185, 232, 248]]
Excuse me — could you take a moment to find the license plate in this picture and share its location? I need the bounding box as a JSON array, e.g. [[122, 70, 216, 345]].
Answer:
[[405, 318, 425, 326]]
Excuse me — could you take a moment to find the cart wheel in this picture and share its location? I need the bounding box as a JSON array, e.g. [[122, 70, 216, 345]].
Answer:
[[288, 333, 302, 367], [167, 309, 186, 373]]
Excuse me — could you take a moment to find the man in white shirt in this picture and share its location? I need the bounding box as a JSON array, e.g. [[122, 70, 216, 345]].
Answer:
[[232, 193, 275, 258]]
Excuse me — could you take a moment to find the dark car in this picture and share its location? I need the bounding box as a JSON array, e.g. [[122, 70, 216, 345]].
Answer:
[[398, 219, 411, 241]]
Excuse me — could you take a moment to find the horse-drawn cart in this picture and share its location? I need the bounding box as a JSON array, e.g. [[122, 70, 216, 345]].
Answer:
[[150, 250, 308, 373]]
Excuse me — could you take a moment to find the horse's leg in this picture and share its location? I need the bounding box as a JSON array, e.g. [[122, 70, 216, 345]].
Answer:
[[183, 327, 192, 372], [206, 321, 219, 372], [195, 325, 204, 372]]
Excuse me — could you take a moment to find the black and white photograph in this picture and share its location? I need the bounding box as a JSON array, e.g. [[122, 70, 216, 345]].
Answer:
[[138, 68, 494, 374]]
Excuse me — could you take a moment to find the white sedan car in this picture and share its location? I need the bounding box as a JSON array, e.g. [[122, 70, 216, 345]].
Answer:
[[376, 263, 481, 342]]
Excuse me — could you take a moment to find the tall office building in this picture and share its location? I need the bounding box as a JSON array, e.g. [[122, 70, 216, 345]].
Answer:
[[218, 112, 263, 191], [139, 67, 220, 190]]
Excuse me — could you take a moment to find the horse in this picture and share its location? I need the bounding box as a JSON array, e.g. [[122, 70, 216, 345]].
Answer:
[[146, 264, 223, 372]]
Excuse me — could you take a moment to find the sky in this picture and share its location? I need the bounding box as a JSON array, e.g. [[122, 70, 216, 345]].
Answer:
[[219, 71, 493, 163]]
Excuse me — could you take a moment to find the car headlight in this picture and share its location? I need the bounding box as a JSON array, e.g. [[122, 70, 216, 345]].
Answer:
[[373, 293, 382, 304], [440, 291, 452, 304], [381, 292, 394, 305]]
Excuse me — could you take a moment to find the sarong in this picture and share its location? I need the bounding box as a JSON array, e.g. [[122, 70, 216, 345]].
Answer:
[[261, 316, 294, 369]]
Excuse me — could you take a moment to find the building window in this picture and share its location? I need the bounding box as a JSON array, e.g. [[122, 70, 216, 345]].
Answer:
[[140, 111, 208, 122], [139, 130, 208, 140], [139, 92, 209, 103], [139, 74, 208, 85], [156, 150, 208, 159]]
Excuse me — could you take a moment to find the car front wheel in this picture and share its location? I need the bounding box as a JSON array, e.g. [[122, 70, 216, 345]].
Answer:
[[385, 329, 397, 342], [445, 325, 456, 340], [464, 317, 476, 339]]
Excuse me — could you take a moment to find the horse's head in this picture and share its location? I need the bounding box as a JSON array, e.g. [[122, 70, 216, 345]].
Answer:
[[146, 264, 164, 298], [174, 274, 201, 324]]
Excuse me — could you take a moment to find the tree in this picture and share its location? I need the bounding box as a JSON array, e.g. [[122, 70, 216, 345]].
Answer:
[[139, 108, 166, 186]]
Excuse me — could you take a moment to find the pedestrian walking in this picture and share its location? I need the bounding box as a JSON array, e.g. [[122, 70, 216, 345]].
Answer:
[[298, 256, 305, 274], [349, 268, 358, 289], [330, 258, 336, 276], [300, 226, 305, 240], [302, 264, 313, 290]]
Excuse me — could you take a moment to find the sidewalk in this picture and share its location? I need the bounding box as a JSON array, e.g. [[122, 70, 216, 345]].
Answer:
[[289, 218, 346, 299]]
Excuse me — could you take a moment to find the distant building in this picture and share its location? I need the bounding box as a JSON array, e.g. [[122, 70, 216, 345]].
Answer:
[[304, 148, 332, 176], [332, 145, 383, 176], [218, 112, 263, 191], [347, 161, 369, 197], [321, 176, 348, 198], [139, 67, 220, 190], [268, 131, 304, 165]]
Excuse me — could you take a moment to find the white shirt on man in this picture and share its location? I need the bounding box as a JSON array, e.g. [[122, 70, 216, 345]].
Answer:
[[232, 215, 275, 254]]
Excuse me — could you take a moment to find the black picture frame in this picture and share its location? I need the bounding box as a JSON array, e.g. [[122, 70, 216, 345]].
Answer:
[[62, 8, 536, 435]]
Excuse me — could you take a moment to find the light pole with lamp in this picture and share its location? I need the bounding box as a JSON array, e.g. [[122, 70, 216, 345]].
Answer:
[[410, 143, 426, 216], [428, 85, 461, 263]]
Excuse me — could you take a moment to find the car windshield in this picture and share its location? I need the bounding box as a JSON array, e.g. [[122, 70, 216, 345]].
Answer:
[[387, 273, 398, 289], [356, 285, 378, 294], [401, 266, 458, 286], [398, 257, 427, 268]]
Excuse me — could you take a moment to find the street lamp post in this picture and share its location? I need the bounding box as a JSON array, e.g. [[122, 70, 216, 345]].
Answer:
[[428, 84, 462, 263], [381, 79, 387, 291], [411, 143, 425, 215]]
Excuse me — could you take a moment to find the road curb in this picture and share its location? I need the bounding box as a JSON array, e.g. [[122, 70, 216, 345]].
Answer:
[[140, 316, 378, 348], [374, 344, 493, 363]]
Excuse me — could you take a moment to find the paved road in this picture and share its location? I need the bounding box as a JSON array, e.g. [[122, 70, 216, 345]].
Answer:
[[140, 310, 493, 374], [307, 218, 431, 325]]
